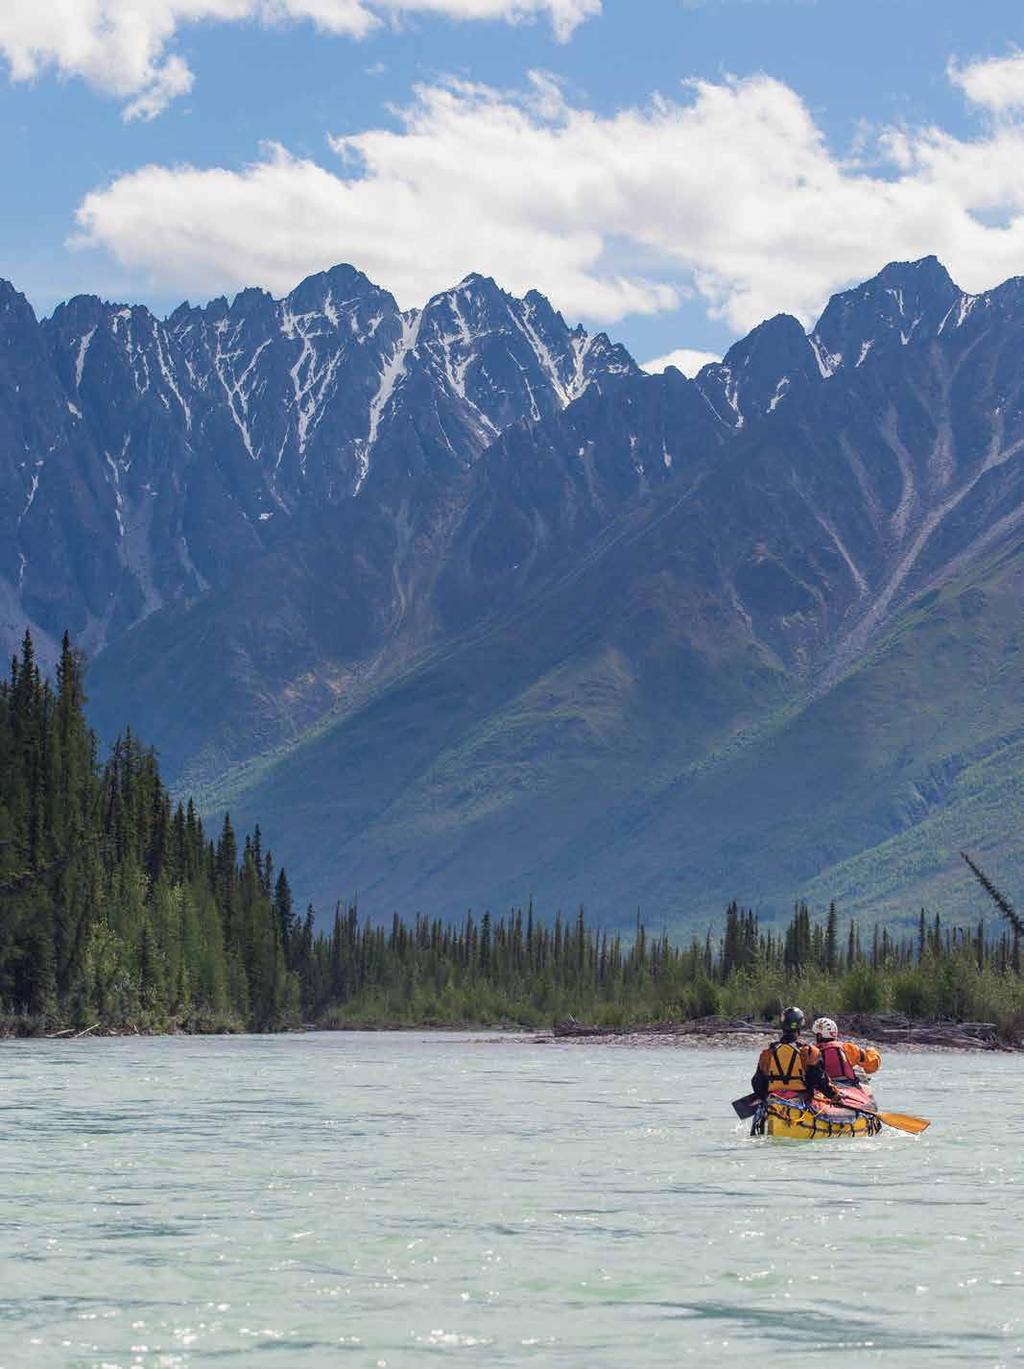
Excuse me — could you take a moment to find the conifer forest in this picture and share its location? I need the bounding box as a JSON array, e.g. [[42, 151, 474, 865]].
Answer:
[[1, 634, 1022, 1037]]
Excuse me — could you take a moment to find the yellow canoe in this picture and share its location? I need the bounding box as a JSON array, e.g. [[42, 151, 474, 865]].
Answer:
[[761, 1087, 883, 1140]]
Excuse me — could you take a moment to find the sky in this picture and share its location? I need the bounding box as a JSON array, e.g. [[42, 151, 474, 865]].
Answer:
[[2, 0, 1024, 372]]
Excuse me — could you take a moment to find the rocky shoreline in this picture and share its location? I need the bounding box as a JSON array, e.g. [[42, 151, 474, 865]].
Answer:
[[4, 1013, 1017, 1050], [523, 1013, 1018, 1052]]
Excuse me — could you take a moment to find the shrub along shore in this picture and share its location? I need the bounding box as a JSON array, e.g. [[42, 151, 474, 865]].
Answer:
[[2, 632, 1022, 1042]]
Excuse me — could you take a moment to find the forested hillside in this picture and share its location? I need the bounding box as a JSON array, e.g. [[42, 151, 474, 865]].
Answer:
[[2, 630, 1021, 1036]]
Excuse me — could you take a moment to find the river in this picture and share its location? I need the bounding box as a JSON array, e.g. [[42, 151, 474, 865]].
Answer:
[[0, 1034, 1020, 1367]]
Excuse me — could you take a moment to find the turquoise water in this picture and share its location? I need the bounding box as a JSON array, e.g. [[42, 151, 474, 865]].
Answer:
[[0, 1034, 1021, 1368]]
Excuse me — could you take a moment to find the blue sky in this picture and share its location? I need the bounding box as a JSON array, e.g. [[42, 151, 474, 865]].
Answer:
[[2, 0, 1024, 368]]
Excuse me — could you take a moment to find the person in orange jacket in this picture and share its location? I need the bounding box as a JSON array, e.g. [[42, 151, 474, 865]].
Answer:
[[751, 1006, 841, 1103], [811, 1017, 882, 1086]]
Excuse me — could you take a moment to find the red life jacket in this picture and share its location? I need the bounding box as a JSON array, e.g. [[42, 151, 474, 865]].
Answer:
[[821, 1041, 857, 1082]]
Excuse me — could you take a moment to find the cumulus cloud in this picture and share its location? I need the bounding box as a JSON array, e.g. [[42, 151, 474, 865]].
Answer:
[[73, 55, 1024, 331], [642, 349, 720, 377], [0, 0, 599, 119], [949, 51, 1024, 114]]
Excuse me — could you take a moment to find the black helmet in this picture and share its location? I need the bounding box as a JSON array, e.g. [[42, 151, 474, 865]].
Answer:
[[781, 1005, 805, 1033]]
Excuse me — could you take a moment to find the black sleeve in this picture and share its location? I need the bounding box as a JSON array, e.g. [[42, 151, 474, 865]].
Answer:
[[751, 1068, 768, 1100]]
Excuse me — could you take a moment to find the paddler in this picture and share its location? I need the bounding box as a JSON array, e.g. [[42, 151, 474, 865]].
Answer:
[[811, 1017, 882, 1086], [751, 1006, 841, 1104]]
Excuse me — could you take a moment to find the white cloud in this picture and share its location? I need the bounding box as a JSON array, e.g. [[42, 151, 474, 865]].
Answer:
[[73, 56, 1024, 333], [949, 51, 1024, 114], [0, 0, 599, 120], [642, 348, 719, 377], [73, 77, 680, 320]]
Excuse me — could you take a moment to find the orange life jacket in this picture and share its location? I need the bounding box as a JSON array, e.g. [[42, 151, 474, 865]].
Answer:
[[759, 1040, 811, 1092], [820, 1040, 881, 1080]]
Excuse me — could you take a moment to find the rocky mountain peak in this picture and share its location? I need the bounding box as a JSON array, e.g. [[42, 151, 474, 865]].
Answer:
[[0, 279, 38, 329], [812, 255, 962, 372], [686, 258, 970, 429], [229, 285, 276, 318], [285, 262, 385, 318], [456, 271, 502, 294], [48, 293, 116, 330], [692, 312, 816, 430], [723, 312, 810, 372], [703, 313, 818, 422], [424, 273, 507, 328]]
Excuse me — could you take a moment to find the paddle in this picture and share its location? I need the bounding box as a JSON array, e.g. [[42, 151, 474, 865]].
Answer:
[[847, 1102, 931, 1134], [830, 1084, 931, 1134], [731, 1093, 762, 1119]]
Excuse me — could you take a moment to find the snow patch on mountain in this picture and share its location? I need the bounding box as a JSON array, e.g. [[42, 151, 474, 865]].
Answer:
[[359, 310, 423, 494], [809, 335, 838, 378], [75, 328, 95, 388]]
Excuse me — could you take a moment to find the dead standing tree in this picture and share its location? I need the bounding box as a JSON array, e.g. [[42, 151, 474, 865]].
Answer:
[[962, 851, 1024, 970]]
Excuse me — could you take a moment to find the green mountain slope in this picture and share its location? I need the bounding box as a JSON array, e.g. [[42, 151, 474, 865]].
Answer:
[[202, 524, 1024, 932], [609, 535, 1024, 928], [86, 258, 1024, 932]]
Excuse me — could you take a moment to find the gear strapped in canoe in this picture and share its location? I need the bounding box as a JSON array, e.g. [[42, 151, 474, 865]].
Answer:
[[732, 1088, 931, 1138]]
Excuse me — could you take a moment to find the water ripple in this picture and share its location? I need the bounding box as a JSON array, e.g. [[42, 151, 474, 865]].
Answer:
[[0, 1037, 1021, 1368]]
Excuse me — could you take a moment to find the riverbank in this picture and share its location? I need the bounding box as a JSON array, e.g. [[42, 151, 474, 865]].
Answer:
[[519, 1013, 1019, 1052], [3, 1011, 1020, 1049]]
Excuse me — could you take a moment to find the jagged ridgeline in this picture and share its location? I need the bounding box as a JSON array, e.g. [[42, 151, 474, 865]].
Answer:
[[0, 631, 299, 1032], [7, 256, 1024, 926]]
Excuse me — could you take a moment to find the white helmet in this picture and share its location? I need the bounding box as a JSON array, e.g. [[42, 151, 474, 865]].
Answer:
[[812, 1016, 838, 1040]]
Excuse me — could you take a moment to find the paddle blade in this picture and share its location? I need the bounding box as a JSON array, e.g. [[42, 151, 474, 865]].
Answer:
[[877, 1110, 931, 1135], [732, 1093, 761, 1120]]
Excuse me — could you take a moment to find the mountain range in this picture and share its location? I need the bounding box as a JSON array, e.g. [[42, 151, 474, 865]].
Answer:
[[2, 255, 1022, 929]]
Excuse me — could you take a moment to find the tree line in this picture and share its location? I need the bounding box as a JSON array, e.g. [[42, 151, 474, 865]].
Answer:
[[0, 632, 296, 1032], [2, 632, 1022, 1036], [299, 895, 1023, 1035]]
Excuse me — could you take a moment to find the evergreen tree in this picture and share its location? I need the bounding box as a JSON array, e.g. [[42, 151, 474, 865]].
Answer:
[[824, 902, 839, 975], [0, 633, 299, 1033]]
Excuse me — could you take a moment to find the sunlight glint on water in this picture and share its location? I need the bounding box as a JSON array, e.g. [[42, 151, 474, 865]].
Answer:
[[0, 1036, 1022, 1367]]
